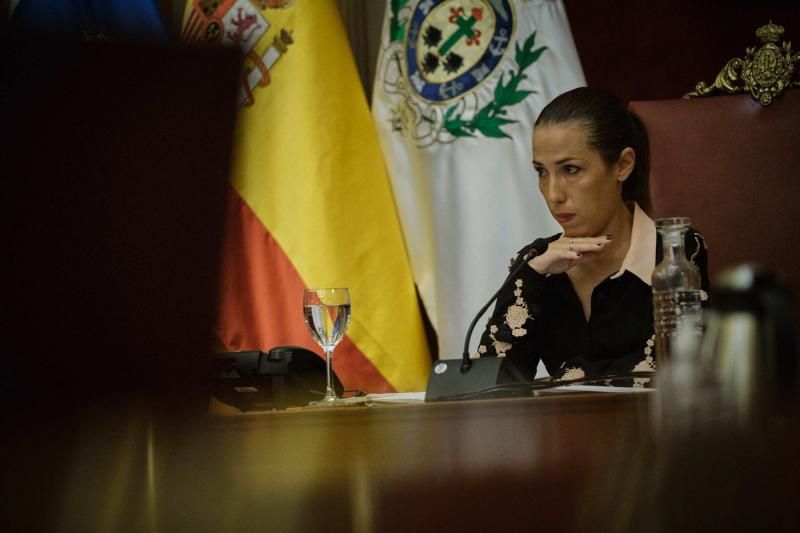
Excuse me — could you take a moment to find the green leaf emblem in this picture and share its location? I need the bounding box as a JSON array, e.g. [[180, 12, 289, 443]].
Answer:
[[443, 31, 547, 140]]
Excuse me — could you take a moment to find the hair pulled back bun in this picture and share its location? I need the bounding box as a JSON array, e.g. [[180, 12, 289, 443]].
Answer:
[[535, 87, 651, 212]]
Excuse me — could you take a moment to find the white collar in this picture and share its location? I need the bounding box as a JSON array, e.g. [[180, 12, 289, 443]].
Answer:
[[609, 203, 656, 286]]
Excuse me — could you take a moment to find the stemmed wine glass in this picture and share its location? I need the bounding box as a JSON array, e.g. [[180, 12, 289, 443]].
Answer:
[[303, 288, 351, 405]]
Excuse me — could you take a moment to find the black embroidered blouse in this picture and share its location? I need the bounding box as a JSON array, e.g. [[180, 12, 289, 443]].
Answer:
[[476, 207, 709, 384]]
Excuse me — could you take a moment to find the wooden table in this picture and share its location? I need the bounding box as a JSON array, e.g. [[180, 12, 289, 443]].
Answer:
[[9, 390, 798, 532], [161, 392, 653, 532]]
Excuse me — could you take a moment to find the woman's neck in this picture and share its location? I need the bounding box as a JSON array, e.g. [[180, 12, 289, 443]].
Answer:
[[583, 202, 634, 277]]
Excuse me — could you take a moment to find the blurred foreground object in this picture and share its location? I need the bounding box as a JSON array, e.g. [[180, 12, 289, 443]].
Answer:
[[701, 264, 798, 425], [2, 37, 240, 530], [581, 265, 799, 533]]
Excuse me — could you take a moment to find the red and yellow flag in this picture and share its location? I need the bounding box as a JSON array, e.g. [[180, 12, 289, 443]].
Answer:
[[183, 0, 430, 392]]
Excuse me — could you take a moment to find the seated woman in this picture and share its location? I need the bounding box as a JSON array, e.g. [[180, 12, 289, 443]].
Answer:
[[476, 87, 709, 384]]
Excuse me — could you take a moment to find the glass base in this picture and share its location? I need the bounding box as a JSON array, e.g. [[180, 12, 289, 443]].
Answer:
[[305, 395, 352, 408]]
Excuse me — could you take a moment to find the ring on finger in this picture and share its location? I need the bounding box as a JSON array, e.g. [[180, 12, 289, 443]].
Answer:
[[569, 241, 575, 252]]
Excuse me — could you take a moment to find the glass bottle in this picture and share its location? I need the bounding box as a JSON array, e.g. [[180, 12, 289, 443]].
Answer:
[[652, 217, 704, 364]]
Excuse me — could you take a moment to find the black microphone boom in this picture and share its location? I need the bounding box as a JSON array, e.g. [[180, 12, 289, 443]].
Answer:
[[425, 239, 549, 402]]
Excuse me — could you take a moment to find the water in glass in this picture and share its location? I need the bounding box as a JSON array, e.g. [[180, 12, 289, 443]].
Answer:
[[302, 288, 351, 406], [303, 303, 351, 351]]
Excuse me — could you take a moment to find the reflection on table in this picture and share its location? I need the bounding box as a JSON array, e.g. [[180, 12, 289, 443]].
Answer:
[[11, 389, 797, 532]]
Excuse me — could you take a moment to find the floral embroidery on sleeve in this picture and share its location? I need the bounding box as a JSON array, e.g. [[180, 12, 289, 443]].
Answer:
[[504, 279, 531, 337], [559, 366, 586, 381], [476, 279, 534, 357], [476, 324, 513, 358], [489, 324, 512, 357], [631, 334, 656, 388], [554, 334, 658, 387]]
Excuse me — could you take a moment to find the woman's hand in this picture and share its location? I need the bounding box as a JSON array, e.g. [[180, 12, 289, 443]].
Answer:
[[529, 235, 612, 275]]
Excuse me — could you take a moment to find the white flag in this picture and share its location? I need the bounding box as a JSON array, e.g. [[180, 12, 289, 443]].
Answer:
[[372, 0, 585, 359]]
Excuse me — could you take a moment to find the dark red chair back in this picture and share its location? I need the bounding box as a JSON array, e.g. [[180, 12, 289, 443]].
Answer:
[[630, 90, 800, 297]]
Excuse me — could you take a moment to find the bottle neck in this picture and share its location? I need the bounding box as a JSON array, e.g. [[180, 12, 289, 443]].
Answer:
[[662, 238, 686, 261], [659, 225, 688, 262]]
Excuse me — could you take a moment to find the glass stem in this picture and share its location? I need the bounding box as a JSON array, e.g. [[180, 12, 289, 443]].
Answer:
[[324, 347, 336, 400]]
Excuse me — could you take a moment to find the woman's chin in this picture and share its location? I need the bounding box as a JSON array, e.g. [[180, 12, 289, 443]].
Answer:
[[560, 225, 581, 238], [561, 224, 602, 238]]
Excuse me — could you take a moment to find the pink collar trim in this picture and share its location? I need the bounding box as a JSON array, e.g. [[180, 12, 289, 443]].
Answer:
[[609, 203, 656, 286]]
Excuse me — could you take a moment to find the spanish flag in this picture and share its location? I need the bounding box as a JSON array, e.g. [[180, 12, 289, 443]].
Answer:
[[183, 0, 430, 392]]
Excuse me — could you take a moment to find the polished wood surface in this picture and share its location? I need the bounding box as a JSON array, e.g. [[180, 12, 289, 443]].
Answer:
[[7, 390, 798, 532], [161, 392, 653, 532]]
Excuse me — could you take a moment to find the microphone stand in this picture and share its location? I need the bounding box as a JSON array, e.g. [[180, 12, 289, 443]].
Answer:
[[460, 244, 543, 373], [426, 239, 548, 401]]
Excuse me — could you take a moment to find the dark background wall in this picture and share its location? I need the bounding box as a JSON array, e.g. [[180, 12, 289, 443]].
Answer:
[[328, 0, 800, 105], [33, 0, 795, 105], [325, 0, 800, 105], [564, 0, 800, 104]]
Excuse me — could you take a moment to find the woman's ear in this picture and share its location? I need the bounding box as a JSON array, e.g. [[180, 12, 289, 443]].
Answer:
[[616, 147, 636, 182]]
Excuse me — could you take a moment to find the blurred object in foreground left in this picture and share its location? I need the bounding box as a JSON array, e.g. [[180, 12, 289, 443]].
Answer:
[[2, 37, 241, 531]]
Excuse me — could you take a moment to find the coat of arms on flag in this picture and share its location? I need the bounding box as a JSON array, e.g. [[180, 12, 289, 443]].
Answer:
[[372, 0, 585, 360], [377, 0, 547, 146], [182, 0, 295, 108]]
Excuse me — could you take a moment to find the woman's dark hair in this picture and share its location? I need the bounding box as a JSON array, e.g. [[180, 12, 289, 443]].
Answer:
[[534, 87, 651, 212]]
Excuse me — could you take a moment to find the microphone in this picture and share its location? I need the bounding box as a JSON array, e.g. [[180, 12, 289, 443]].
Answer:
[[460, 239, 548, 372], [425, 238, 549, 401]]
